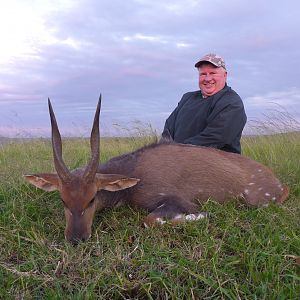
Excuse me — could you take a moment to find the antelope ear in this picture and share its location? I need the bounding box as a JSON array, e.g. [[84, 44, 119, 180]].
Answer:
[[23, 174, 60, 192], [95, 173, 140, 192]]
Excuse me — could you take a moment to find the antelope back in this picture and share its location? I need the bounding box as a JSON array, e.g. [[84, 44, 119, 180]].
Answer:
[[110, 143, 289, 208]]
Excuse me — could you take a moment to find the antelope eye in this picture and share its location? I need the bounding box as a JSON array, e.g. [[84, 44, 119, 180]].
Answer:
[[88, 197, 95, 207], [81, 198, 95, 215], [61, 199, 69, 209]]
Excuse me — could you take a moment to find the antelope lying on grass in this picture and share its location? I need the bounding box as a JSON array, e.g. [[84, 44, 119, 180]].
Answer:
[[24, 97, 289, 243]]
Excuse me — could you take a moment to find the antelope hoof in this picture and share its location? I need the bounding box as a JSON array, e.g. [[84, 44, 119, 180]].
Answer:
[[143, 212, 208, 228], [185, 212, 208, 221], [143, 215, 166, 228]]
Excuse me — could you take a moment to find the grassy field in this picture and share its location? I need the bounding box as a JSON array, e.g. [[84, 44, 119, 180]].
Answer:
[[0, 133, 299, 299]]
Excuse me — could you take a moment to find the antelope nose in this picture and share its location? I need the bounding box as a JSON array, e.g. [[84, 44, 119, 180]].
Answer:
[[66, 232, 90, 244], [69, 238, 80, 245], [68, 236, 89, 245]]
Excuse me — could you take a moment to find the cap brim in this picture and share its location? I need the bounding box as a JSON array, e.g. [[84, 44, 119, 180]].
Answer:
[[195, 60, 219, 68]]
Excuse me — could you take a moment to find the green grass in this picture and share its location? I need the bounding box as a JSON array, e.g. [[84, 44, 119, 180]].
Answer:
[[0, 133, 299, 299]]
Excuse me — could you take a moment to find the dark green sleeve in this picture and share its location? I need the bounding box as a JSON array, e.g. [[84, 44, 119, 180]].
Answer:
[[161, 93, 191, 139], [184, 94, 247, 148]]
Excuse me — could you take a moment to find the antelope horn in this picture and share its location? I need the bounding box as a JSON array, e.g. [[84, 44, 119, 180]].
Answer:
[[83, 95, 101, 182], [48, 98, 72, 182]]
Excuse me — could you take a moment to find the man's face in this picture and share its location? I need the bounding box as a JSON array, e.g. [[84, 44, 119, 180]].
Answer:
[[198, 63, 227, 97]]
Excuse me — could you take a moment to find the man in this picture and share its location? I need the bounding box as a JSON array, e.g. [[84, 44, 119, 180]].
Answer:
[[162, 53, 247, 154]]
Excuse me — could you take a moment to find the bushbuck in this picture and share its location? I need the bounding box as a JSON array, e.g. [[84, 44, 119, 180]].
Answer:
[[24, 96, 289, 243]]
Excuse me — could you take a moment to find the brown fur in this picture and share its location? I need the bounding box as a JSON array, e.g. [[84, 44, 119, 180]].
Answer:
[[98, 142, 288, 210]]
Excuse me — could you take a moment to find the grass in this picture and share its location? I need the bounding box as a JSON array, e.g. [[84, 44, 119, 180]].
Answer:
[[0, 132, 299, 299]]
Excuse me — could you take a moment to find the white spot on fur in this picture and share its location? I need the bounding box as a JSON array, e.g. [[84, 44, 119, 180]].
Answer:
[[257, 169, 262, 172], [157, 203, 165, 209], [258, 187, 263, 191], [248, 182, 255, 186], [272, 197, 276, 201], [265, 193, 270, 197], [244, 189, 249, 194], [239, 193, 245, 200], [158, 193, 166, 196]]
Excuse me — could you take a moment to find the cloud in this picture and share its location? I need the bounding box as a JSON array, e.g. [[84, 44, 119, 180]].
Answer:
[[243, 88, 300, 134], [0, 0, 299, 137], [244, 87, 300, 111], [123, 33, 167, 43]]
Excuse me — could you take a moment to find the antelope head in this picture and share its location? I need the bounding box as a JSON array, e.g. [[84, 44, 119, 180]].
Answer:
[[24, 96, 139, 243]]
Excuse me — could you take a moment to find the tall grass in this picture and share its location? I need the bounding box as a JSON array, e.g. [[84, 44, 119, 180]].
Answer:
[[0, 126, 299, 299]]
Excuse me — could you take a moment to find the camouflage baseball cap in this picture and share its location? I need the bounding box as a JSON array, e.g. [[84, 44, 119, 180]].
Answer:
[[195, 53, 226, 70]]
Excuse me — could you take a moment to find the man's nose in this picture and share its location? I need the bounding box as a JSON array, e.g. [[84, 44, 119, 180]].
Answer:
[[204, 74, 213, 81]]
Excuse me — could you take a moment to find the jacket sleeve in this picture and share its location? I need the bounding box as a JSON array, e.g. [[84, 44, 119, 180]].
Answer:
[[161, 93, 191, 139], [183, 94, 247, 148]]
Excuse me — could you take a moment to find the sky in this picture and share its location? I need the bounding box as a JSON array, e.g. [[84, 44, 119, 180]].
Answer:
[[0, 0, 300, 137]]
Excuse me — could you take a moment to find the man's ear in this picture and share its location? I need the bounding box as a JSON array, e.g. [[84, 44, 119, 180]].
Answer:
[[23, 174, 60, 192], [95, 173, 140, 192]]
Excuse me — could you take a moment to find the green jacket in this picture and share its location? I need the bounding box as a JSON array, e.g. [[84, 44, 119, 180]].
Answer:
[[162, 85, 247, 154]]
